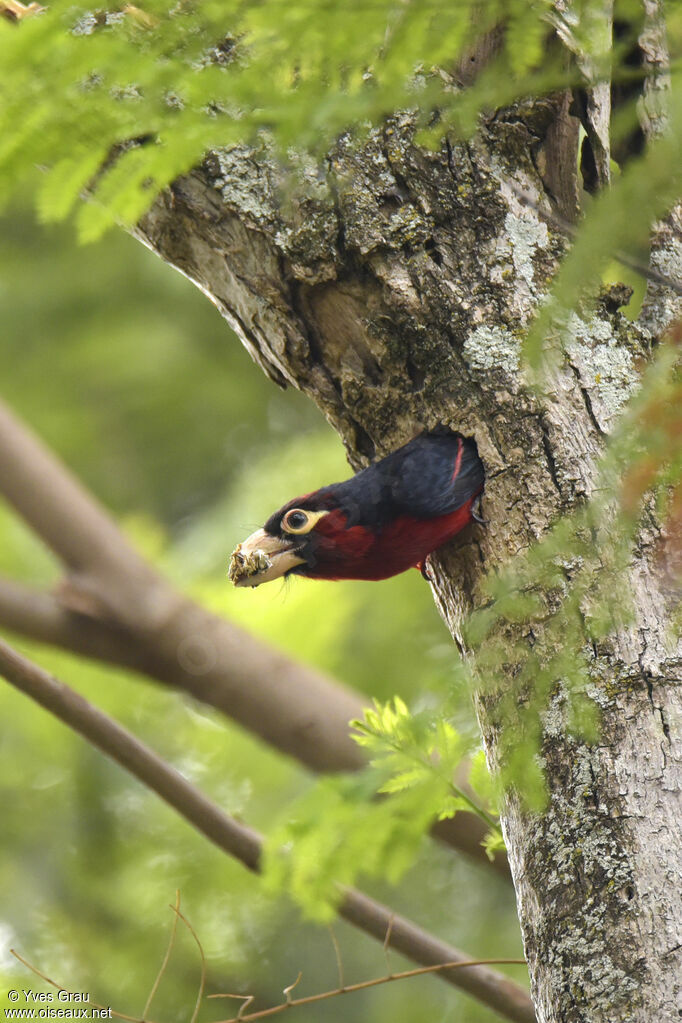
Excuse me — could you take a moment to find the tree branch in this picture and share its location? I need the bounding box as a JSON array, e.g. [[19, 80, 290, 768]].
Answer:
[[0, 576, 505, 874], [0, 637, 534, 1023], [0, 398, 510, 877], [0, 398, 173, 629], [0, 398, 367, 773]]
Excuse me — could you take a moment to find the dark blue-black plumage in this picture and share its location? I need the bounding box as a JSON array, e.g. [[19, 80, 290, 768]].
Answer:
[[266, 430, 484, 533]]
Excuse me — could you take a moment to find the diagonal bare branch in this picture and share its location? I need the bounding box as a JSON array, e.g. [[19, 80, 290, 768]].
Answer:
[[0, 636, 534, 1022], [0, 397, 176, 629]]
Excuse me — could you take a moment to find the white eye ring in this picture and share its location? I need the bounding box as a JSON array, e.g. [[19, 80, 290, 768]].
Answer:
[[281, 508, 312, 534]]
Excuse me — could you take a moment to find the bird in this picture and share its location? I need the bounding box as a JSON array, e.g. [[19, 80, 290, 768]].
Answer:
[[229, 430, 485, 587]]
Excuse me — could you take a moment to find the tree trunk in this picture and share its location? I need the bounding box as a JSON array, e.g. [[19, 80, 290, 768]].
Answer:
[[135, 97, 682, 1021]]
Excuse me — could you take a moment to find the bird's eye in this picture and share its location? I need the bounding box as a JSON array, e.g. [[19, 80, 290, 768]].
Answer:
[[281, 509, 312, 534]]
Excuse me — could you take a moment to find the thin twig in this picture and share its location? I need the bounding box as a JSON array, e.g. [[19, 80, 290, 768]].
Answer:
[[142, 890, 181, 1019], [327, 926, 345, 991], [10, 950, 162, 1023], [282, 972, 302, 1005], [12, 927, 526, 1023], [236, 995, 255, 1020], [0, 1, 44, 22], [383, 915, 395, 976], [208, 958, 528, 1023], [0, 637, 534, 1023], [170, 904, 206, 1023], [207, 993, 256, 1020]]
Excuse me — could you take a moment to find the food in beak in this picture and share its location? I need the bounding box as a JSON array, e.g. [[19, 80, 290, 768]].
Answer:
[[228, 529, 305, 587], [228, 543, 272, 585]]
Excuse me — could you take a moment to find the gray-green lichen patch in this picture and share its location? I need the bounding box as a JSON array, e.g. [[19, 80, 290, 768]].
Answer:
[[331, 128, 433, 258], [563, 312, 640, 431], [523, 738, 642, 1019], [463, 324, 522, 379], [210, 145, 338, 282], [73, 10, 126, 33], [504, 209, 550, 289], [487, 169, 552, 321], [642, 234, 682, 336], [212, 146, 279, 226]]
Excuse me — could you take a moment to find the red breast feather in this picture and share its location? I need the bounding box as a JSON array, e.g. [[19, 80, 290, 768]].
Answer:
[[308, 500, 477, 581]]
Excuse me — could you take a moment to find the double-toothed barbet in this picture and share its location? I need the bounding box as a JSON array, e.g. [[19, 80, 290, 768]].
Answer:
[[229, 430, 484, 588]]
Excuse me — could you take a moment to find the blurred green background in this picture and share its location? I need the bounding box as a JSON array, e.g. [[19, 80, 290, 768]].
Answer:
[[0, 205, 524, 1022]]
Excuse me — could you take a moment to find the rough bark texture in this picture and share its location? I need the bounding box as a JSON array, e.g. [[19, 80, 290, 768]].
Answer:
[[135, 97, 681, 1022]]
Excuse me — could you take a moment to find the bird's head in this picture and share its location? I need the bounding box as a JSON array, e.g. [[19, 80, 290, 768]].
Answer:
[[228, 431, 485, 588], [228, 488, 373, 587]]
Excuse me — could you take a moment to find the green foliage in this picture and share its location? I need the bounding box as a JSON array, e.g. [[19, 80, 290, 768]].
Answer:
[[2, 0, 674, 248], [263, 699, 503, 919], [264, 771, 440, 922], [353, 698, 499, 830]]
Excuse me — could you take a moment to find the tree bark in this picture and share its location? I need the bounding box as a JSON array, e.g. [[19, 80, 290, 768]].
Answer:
[[134, 98, 681, 1022]]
